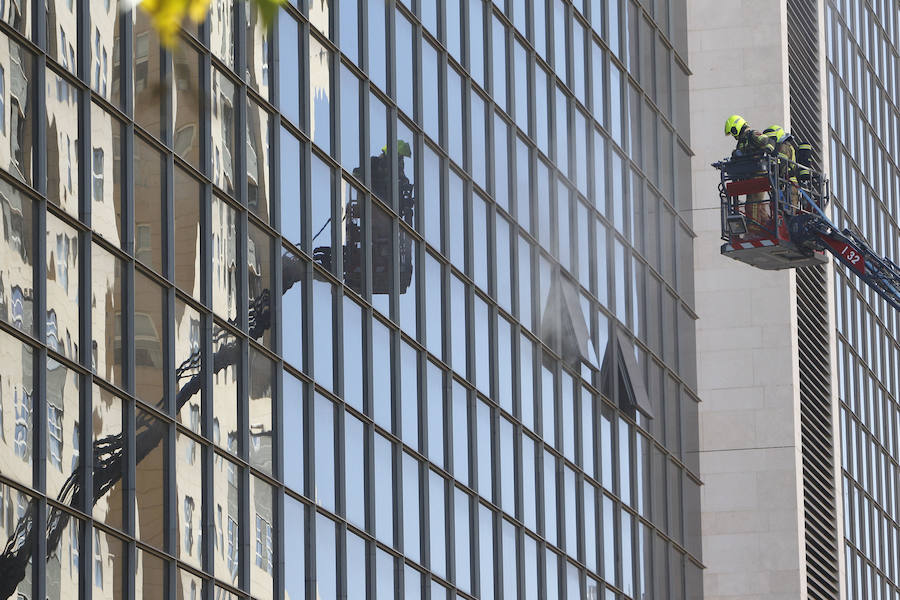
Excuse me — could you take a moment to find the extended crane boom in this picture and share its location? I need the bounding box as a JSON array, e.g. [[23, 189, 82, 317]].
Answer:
[[713, 154, 900, 311]]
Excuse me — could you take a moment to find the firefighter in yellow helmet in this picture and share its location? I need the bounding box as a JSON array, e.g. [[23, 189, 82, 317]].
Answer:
[[725, 115, 775, 156], [725, 115, 775, 233]]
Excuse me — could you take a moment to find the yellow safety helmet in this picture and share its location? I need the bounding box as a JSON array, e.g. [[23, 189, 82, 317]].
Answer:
[[381, 139, 412, 158], [725, 114, 747, 138], [763, 125, 786, 143]]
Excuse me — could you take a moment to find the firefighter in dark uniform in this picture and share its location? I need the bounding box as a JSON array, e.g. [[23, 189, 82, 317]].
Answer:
[[763, 125, 801, 210], [725, 115, 775, 231]]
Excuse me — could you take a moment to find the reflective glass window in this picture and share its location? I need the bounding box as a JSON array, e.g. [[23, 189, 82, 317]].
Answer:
[[518, 236, 533, 330], [45, 213, 79, 361], [91, 385, 122, 528], [173, 299, 201, 425], [44, 358, 81, 502], [344, 410, 365, 528], [423, 143, 441, 248], [446, 0, 461, 62], [315, 514, 337, 599], [427, 360, 445, 467], [278, 12, 301, 124], [173, 166, 202, 300], [501, 519, 517, 596], [368, 0, 388, 91], [133, 271, 165, 410], [469, 0, 485, 86], [492, 16, 507, 111], [46, 68, 79, 217], [208, 0, 234, 68], [280, 128, 303, 246], [249, 348, 275, 474], [312, 277, 335, 391], [281, 246, 304, 369], [396, 12, 415, 118], [246, 9, 271, 99], [541, 361, 556, 448], [0, 183, 33, 336], [92, 527, 124, 599], [91, 104, 123, 245], [173, 45, 201, 171], [449, 274, 467, 378], [314, 393, 336, 511], [403, 452, 421, 561], [46, 507, 84, 600], [133, 137, 163, 272], [372, 317, 393, 429], [583, 480, 598, 571], [476, 399, 493, 498], [211, 195, 239, 322], [493, 113, 509, 211], [496, 214, 512, 311], [452, 380, 469, 485], [309, 34, 332, 155], [283, 370, 304, 493], [524, 534, 538, 600], [473, 294, 490, 394], [247, 101, 272, 222], [447, 67, 464, 166], [212, 321, 239, 454], [517, 138, 532, 235], [479, 505, 495, 600], [534, 63, 549, 155], [133, 15, 163, 138], [248, 224, 274, 348], [338, 0, 359, 61], [135, 407, 167, 550], [429, 470, 447, 578], [211, 69, 236, 194], [499, 416, 515, 515], [543, 450, 557, 545], [176, 430, 203, 569], [400, 340, 420, 449], [424, 252, 443, 359], [522, 433, 537, 530], [602, 495, 617, 585], [422, 41, 440, 142], [342, 296, 364, 411], [513, 40, 528, 132], [374, 433, 394, 545], [454, 488, 472, 593], [341, 66, 362, 173], [519, 332, 535, 429]]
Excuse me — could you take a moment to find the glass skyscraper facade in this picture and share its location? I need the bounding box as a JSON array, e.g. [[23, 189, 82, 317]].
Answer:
[[827, 1, 900, 597], [0, 0, 700, 599]]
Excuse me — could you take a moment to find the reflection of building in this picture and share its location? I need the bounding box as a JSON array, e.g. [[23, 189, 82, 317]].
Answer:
[[0, 3, 699, 600]]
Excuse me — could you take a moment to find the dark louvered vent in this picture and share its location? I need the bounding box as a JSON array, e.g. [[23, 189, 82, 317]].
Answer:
[[796, 266, 839, 599], [788, 1, 841, 598]]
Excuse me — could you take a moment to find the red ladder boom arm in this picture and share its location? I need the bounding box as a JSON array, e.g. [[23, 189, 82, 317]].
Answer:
[[790, 195, 900, 310]]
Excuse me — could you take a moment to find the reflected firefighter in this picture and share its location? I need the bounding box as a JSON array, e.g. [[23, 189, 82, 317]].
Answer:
[[314, 140, 415, 294]]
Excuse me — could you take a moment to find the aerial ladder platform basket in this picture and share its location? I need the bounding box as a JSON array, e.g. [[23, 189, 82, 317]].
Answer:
[[713, 154, 900, 311]]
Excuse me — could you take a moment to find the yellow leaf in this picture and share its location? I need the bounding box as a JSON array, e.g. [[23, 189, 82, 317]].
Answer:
[[253, 0, 286, 28], [188, 0, 210, 22], [137, 0, 211, 47]]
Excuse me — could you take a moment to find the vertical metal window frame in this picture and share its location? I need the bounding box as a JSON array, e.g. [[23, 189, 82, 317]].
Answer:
[[23, 3, 49, 598], [228, 0, 254, 588], [71, 14, 98, 600]]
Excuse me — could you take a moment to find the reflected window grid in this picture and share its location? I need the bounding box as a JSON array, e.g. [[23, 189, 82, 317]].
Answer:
[[0, 1, 700, 598]]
